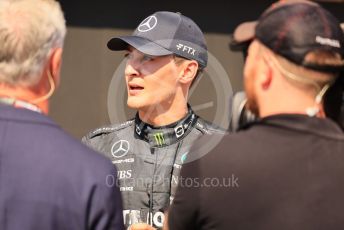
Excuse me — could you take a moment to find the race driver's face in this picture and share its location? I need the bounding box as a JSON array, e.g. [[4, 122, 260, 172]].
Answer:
[[124, 47, 183, 112]]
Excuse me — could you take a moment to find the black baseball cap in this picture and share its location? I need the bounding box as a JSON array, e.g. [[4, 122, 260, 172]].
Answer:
[[107, 11, 208, 68], [234, 0, 344, 73]]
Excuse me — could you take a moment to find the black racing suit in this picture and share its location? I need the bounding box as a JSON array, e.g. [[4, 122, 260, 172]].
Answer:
[[82, 107, 225, 228]]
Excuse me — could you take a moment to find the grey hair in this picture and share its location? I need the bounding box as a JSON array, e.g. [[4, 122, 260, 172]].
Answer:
[[0, 0, 66, 86]]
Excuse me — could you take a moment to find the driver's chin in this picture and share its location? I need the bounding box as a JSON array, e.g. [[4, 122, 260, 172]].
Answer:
[[127, 93, 175, 114], [127, 95, 152, 111], [127, 97, 142, 110]]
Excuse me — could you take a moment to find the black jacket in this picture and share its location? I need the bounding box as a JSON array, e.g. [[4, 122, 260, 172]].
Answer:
[[169, 114, 344, 230]]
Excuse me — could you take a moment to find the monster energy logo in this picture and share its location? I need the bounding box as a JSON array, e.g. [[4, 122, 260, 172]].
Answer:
[[153, 133, 165, 146]]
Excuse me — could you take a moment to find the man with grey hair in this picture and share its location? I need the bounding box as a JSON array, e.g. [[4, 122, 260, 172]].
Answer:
[[0, 0, 123, 229]]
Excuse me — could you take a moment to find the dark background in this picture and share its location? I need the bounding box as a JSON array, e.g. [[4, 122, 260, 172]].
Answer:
[[59, 0, 344, 33]]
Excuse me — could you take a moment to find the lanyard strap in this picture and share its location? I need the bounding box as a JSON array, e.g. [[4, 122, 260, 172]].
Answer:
[[0, 97, 42, 113]]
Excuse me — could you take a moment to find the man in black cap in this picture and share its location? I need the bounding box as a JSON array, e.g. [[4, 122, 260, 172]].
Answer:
[[168, 1, 344, 229], [82, 11, 224, 230]]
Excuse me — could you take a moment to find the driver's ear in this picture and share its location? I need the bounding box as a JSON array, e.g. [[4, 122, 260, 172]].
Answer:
[[178, 60, 198, 85]]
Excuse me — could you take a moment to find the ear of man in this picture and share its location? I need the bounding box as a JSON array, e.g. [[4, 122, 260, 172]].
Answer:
[[177, 59, 199, 85], [29, 48, 62, 105], [48, 47, 63, 88], [255, 46, 274, 92], [261, 64, 273, 91]]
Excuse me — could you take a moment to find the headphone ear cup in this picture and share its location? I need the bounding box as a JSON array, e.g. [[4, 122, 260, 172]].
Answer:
[[229, 91, 257, 132], [323, 73, 344, 130]]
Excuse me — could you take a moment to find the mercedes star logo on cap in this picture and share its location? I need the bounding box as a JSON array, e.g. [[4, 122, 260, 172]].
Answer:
[[138, 15, 158, 32]]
